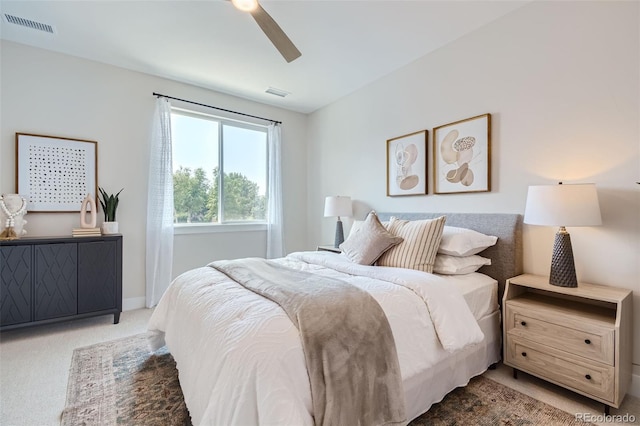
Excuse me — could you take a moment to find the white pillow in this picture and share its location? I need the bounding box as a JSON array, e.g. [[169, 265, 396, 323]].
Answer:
[[438, 226, 498, 257], [433, 254, 491, 275]]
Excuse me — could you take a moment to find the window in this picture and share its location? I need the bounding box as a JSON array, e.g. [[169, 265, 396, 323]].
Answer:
[[171, 109, 268, 225]]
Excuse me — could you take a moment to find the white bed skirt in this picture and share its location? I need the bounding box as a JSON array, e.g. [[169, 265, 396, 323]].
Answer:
[[405, 309, 502, 422]]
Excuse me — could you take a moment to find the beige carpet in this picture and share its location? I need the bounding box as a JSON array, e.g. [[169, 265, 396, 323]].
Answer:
[[62, 332, 595, 426]]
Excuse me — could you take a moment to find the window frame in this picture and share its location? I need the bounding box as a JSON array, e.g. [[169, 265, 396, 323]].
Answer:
[[170, 107, 269, 231]]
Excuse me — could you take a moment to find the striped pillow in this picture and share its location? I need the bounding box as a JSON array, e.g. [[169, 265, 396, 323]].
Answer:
[[376, 216, 446, 273]]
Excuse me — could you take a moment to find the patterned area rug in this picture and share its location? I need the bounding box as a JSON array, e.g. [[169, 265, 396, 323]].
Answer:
[[62, 333, 592, 425], [62, 333, 189, 425]]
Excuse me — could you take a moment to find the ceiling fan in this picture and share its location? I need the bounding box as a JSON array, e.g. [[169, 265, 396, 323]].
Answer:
[[231, 0, 302, 63]]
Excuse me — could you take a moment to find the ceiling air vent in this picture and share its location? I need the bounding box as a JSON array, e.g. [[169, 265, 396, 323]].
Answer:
[[265, 87, 290, 98], [3, 14, 55, 34]]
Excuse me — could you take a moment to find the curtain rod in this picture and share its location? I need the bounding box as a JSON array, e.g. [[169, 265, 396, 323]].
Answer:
[[153, 92, 282, 125]]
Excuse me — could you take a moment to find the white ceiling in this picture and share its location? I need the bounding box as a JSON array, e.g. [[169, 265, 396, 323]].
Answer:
[[0, 0, 528, 113]]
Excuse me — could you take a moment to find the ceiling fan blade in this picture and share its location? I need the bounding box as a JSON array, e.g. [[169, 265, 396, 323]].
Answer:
[[250, 4, 301, 63]]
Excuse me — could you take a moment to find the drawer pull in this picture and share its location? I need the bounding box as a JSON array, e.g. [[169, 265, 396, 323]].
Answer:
[[584, 339, 591, 345], [585, 374, 592, 380], [520, 321, 527, 326], [521, 352, 527, 357]]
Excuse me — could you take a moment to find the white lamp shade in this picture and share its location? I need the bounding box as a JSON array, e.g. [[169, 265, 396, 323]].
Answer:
[[231, 0, 258, 11], [324, 196, 353, 218], [524, 183, 602, 227]]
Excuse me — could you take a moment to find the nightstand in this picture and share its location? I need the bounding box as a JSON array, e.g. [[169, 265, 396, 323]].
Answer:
[[317, 245, 341, 253], [503, 274, 633, 414]]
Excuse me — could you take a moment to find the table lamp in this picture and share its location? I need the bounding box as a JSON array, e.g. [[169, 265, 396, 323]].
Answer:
[[324, 196, 353, 248], [523, 182, 602, 287]]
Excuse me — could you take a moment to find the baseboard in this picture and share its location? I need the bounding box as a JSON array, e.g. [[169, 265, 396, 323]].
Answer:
[[631, 372, 640, 398], [123, 297, 146, 311]]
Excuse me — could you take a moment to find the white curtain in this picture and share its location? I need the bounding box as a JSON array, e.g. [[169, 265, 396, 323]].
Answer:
[[266, 123, 285, 258], [146, 97, 174, 307]]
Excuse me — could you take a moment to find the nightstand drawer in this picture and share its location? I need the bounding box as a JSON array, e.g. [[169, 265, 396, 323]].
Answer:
[[505, 305, 614, 365], [506, 338, 614, 402]]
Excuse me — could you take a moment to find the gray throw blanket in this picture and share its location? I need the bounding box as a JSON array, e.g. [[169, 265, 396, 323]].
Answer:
[[211, 258, 406, 426]]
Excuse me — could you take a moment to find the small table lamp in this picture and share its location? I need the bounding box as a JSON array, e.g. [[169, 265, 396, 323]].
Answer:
[[524, 183, 602, 287], [324, 196, 353, 248]]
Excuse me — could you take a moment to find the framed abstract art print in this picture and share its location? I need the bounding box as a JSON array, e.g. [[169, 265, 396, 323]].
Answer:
[[16, 133, 98, 212], [386, 130, 427, 196], [433, 114, 491, 194]]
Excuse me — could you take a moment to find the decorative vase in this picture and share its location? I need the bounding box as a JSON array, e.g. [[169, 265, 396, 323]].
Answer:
[[80, 194, 97, 229], [0, 194, 28, 240], [102, 221, 119, 234]]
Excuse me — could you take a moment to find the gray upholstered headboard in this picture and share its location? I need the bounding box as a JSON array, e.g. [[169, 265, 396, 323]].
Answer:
[[376, 212, 523, 299]]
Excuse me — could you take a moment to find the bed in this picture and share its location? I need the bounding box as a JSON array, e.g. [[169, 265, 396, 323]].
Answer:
[[148, 212, 523, 425]]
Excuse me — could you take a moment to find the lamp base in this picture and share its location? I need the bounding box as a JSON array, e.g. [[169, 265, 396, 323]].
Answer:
[[549, 230, 578, 287], [334, 219, 344, 248]]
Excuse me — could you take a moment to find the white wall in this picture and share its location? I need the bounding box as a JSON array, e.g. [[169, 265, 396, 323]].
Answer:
[[0, 41, 309, 309], [307, 1, 640, 384]]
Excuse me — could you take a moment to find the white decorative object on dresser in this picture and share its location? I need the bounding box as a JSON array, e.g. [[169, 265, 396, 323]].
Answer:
[[0, 194, 27, 239], [503, 274, 633, 414]]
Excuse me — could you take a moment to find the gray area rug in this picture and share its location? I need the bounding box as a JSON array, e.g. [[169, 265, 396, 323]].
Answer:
[[62, 332, 592, 425]]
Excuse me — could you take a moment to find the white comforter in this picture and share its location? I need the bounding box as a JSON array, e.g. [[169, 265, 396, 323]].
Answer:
[[148, 251, 484, 426]]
